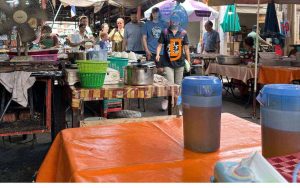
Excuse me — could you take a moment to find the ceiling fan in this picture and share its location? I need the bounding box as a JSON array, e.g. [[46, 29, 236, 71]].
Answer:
[[0, 0, 47, 56]]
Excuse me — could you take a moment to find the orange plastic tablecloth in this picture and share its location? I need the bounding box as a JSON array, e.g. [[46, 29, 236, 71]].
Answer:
[[258, 66, 300, 84], [36, 113, 261, 182]]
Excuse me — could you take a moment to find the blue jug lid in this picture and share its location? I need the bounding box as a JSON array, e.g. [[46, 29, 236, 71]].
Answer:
[[261, 84, 300, 97], [182, 76, 222, 96]]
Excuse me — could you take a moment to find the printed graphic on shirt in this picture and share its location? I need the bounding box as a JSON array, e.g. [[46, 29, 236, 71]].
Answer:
[[167, 38, 182, 61], [152, 26, 162, 39]]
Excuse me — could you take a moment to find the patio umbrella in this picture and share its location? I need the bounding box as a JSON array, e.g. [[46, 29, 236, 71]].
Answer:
[[264, 2, 280, 33], [220, 5, 241, 32], [207, 0, 300, 118], [144, 0, 219, 22]]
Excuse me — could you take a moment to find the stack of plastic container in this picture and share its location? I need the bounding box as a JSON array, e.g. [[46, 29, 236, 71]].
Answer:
[[101, 99, 123, 118]]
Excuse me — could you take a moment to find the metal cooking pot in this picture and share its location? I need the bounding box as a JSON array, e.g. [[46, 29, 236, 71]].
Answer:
[[124, 62, 155, 86], [68, 52, 86, 64], [216, 55, 241, 65]]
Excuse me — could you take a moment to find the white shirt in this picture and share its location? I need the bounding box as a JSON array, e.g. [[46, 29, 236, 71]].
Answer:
[[69, 31, 85, 51]]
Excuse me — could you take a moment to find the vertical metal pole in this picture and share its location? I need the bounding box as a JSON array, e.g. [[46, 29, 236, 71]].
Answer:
[[0, 98, 12, 123], [253, 0, 260, 118], [52, 3, 63, 28]]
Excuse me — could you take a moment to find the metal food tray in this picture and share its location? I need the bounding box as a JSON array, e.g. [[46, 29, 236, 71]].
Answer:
[[216, 55, 241, 65]]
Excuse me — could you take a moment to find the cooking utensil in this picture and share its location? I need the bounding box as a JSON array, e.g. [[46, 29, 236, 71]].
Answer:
[[124, 61, 155, 86], [216, 55, 241, 65], [291, 60, 300, 67]]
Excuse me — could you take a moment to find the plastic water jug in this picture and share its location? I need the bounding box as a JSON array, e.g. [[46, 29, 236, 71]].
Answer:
[[182, 76, 222, 152], [257, 84, 300, 158]]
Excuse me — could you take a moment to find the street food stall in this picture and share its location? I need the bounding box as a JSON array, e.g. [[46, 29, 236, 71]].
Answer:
[[2, 0, 300, 183], [0, 1, 66, 139], [0, 50, 65, 139]]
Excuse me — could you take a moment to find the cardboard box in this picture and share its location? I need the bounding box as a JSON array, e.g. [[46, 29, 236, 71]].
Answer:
[[227, 42, 240, 54]]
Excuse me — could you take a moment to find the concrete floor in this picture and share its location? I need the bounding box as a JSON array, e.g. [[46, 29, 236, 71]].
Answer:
[[0, 93, 260, 182]]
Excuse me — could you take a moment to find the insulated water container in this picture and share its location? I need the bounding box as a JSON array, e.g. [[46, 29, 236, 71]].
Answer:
[[257, 84, 300, 158], [182, 76, 222, 152]]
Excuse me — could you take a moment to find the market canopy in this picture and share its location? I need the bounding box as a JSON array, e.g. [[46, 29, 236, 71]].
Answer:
[[58, 0, 149, 8], [207, 0, 300, 6]]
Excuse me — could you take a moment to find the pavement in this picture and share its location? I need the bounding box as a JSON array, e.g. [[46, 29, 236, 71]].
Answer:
[[0, 92, 260, 182]]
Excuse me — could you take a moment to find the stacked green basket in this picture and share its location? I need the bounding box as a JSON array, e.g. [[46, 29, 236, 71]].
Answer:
[[77, 60, 109, 88]]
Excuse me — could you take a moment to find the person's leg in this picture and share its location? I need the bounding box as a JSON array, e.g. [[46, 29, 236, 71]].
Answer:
[[163, 66, 175, 84], [161, 67, 174, 110], [174, 66, 184, 85]]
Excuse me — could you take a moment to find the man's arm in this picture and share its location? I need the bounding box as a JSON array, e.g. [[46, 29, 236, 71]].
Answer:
[[66, 36, 82, 47], [216, 32, 220, 53], [258, 36, 271, 46], [142, 24, 151, 59], [184, 45, 191, 63], [201, 42, 204, 54], [156, 43, 162, 61], [201, 33, 205, 54], [142, 35, 152, 59], [216, 42, 220, 54], [155, 43, 164, 73]]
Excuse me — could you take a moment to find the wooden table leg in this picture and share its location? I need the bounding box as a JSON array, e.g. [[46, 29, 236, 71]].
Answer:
[[72, 107, 80, 128], [168, 96, 172, 115], [51, 83, 66, 140]]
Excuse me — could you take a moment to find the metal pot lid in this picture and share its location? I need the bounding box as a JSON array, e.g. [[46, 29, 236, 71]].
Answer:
[[129, 61, 155, 68]]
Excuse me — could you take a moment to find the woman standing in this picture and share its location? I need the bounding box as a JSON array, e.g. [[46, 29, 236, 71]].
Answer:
[[109, 18, 124, 52], [156, 15, 190, 110]]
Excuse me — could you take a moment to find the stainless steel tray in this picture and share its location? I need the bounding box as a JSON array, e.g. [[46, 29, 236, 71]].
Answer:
[[216, 55, 241, 65]]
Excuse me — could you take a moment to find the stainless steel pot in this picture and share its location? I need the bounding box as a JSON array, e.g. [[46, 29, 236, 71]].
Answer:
[[124, 62, 155, 86], [68, 52, 86, 61], [216, 55, 241, 65]]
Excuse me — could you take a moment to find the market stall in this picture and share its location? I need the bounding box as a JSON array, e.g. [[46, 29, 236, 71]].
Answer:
[[0, 51, 65, 139], [0, 0, 68, 139], [67, 83, 180, 128], [258, 65, 300, 84]]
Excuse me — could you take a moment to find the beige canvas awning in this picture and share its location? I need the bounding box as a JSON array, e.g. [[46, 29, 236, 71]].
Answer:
[[59, 0, 149, 8], [236, 4, 267, 14]]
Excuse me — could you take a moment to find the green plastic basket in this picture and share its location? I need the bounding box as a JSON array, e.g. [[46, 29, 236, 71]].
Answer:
[[79, 73, 106, 88], [107, 57, 128, 78], [77, 60, 109, 73]]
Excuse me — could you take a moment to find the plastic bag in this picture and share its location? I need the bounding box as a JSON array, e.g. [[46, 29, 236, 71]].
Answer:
[[184, 59, 191, 72]]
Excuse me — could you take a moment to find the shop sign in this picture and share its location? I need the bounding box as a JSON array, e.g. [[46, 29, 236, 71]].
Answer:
[[280, 20, 290, 37]]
